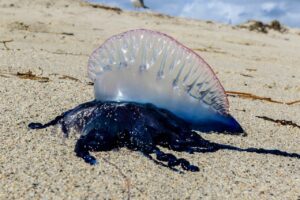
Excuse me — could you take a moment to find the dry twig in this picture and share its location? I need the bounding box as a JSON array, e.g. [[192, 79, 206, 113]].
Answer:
[[226, 90, 300, 105], [15, 71, 49, 82], [256, 116, 300, 129]]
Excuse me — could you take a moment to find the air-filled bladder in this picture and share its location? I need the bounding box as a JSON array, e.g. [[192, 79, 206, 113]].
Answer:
[[88, 29, 243, 133]]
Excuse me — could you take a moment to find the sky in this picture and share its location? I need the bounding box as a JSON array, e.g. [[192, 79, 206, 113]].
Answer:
[[91, 0, 300, 28]]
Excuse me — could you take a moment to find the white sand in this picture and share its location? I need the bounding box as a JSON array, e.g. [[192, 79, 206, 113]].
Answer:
[[0, 0, 299, 199]]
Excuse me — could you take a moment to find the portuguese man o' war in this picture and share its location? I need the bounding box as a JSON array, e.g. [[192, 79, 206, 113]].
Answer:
[[28, 29, 300, 172], [88, 29, 243, 133]]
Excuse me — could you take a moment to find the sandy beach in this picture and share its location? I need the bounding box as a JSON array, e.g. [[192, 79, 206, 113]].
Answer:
[[0, 0, 300, 199]]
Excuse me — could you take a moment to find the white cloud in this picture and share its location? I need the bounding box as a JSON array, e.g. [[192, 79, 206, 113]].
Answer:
[[261, 2, 277, 12], [179, 0, 247, 24]]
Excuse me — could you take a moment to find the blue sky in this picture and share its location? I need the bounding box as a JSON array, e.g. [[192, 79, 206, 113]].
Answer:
[[90, 0, 300, 28]]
